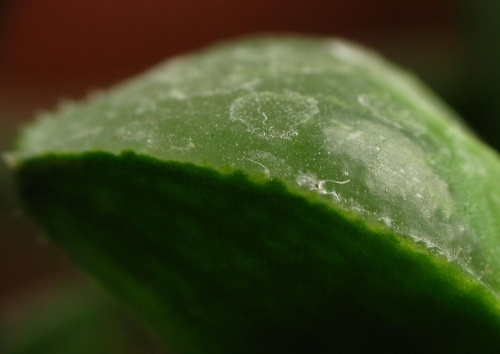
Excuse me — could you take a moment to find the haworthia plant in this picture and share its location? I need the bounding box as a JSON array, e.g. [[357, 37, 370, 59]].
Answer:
[[8, 37, 500, 353]]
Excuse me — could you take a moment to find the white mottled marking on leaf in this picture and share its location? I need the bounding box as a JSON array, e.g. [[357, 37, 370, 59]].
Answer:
[[323, 118, 463, 260], [168, 89, 188, 100], [135, 99, 157, 115], [229, 92, 319, 140], [296, 172, 350, 202], [329, 40, 382, 68], [243, 157, 270, 178], [51, 127, 103, 149], [258, 106, 268, 125], [169, 137, 196, 153], [379, 216, 393, 228]]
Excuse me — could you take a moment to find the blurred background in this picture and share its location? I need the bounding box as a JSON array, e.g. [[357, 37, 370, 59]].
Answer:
[[1, 1, 499, 353]]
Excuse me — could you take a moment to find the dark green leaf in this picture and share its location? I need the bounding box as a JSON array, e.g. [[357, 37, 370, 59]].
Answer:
[[10, 37, 500, 353]]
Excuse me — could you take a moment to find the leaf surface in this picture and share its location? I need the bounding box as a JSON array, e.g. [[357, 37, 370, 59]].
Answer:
[[11, 37, 500, 353]]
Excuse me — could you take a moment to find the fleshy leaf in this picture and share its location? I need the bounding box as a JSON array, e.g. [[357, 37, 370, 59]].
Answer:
[[10, 37, 500, 353]]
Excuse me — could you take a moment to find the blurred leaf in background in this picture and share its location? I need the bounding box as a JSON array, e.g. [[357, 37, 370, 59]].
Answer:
[[457, 0, 500, 151], [1, 280, 169, 354]]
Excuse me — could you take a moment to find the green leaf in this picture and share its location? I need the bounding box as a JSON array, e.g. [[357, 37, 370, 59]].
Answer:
[[9, 36, 500, 353]]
